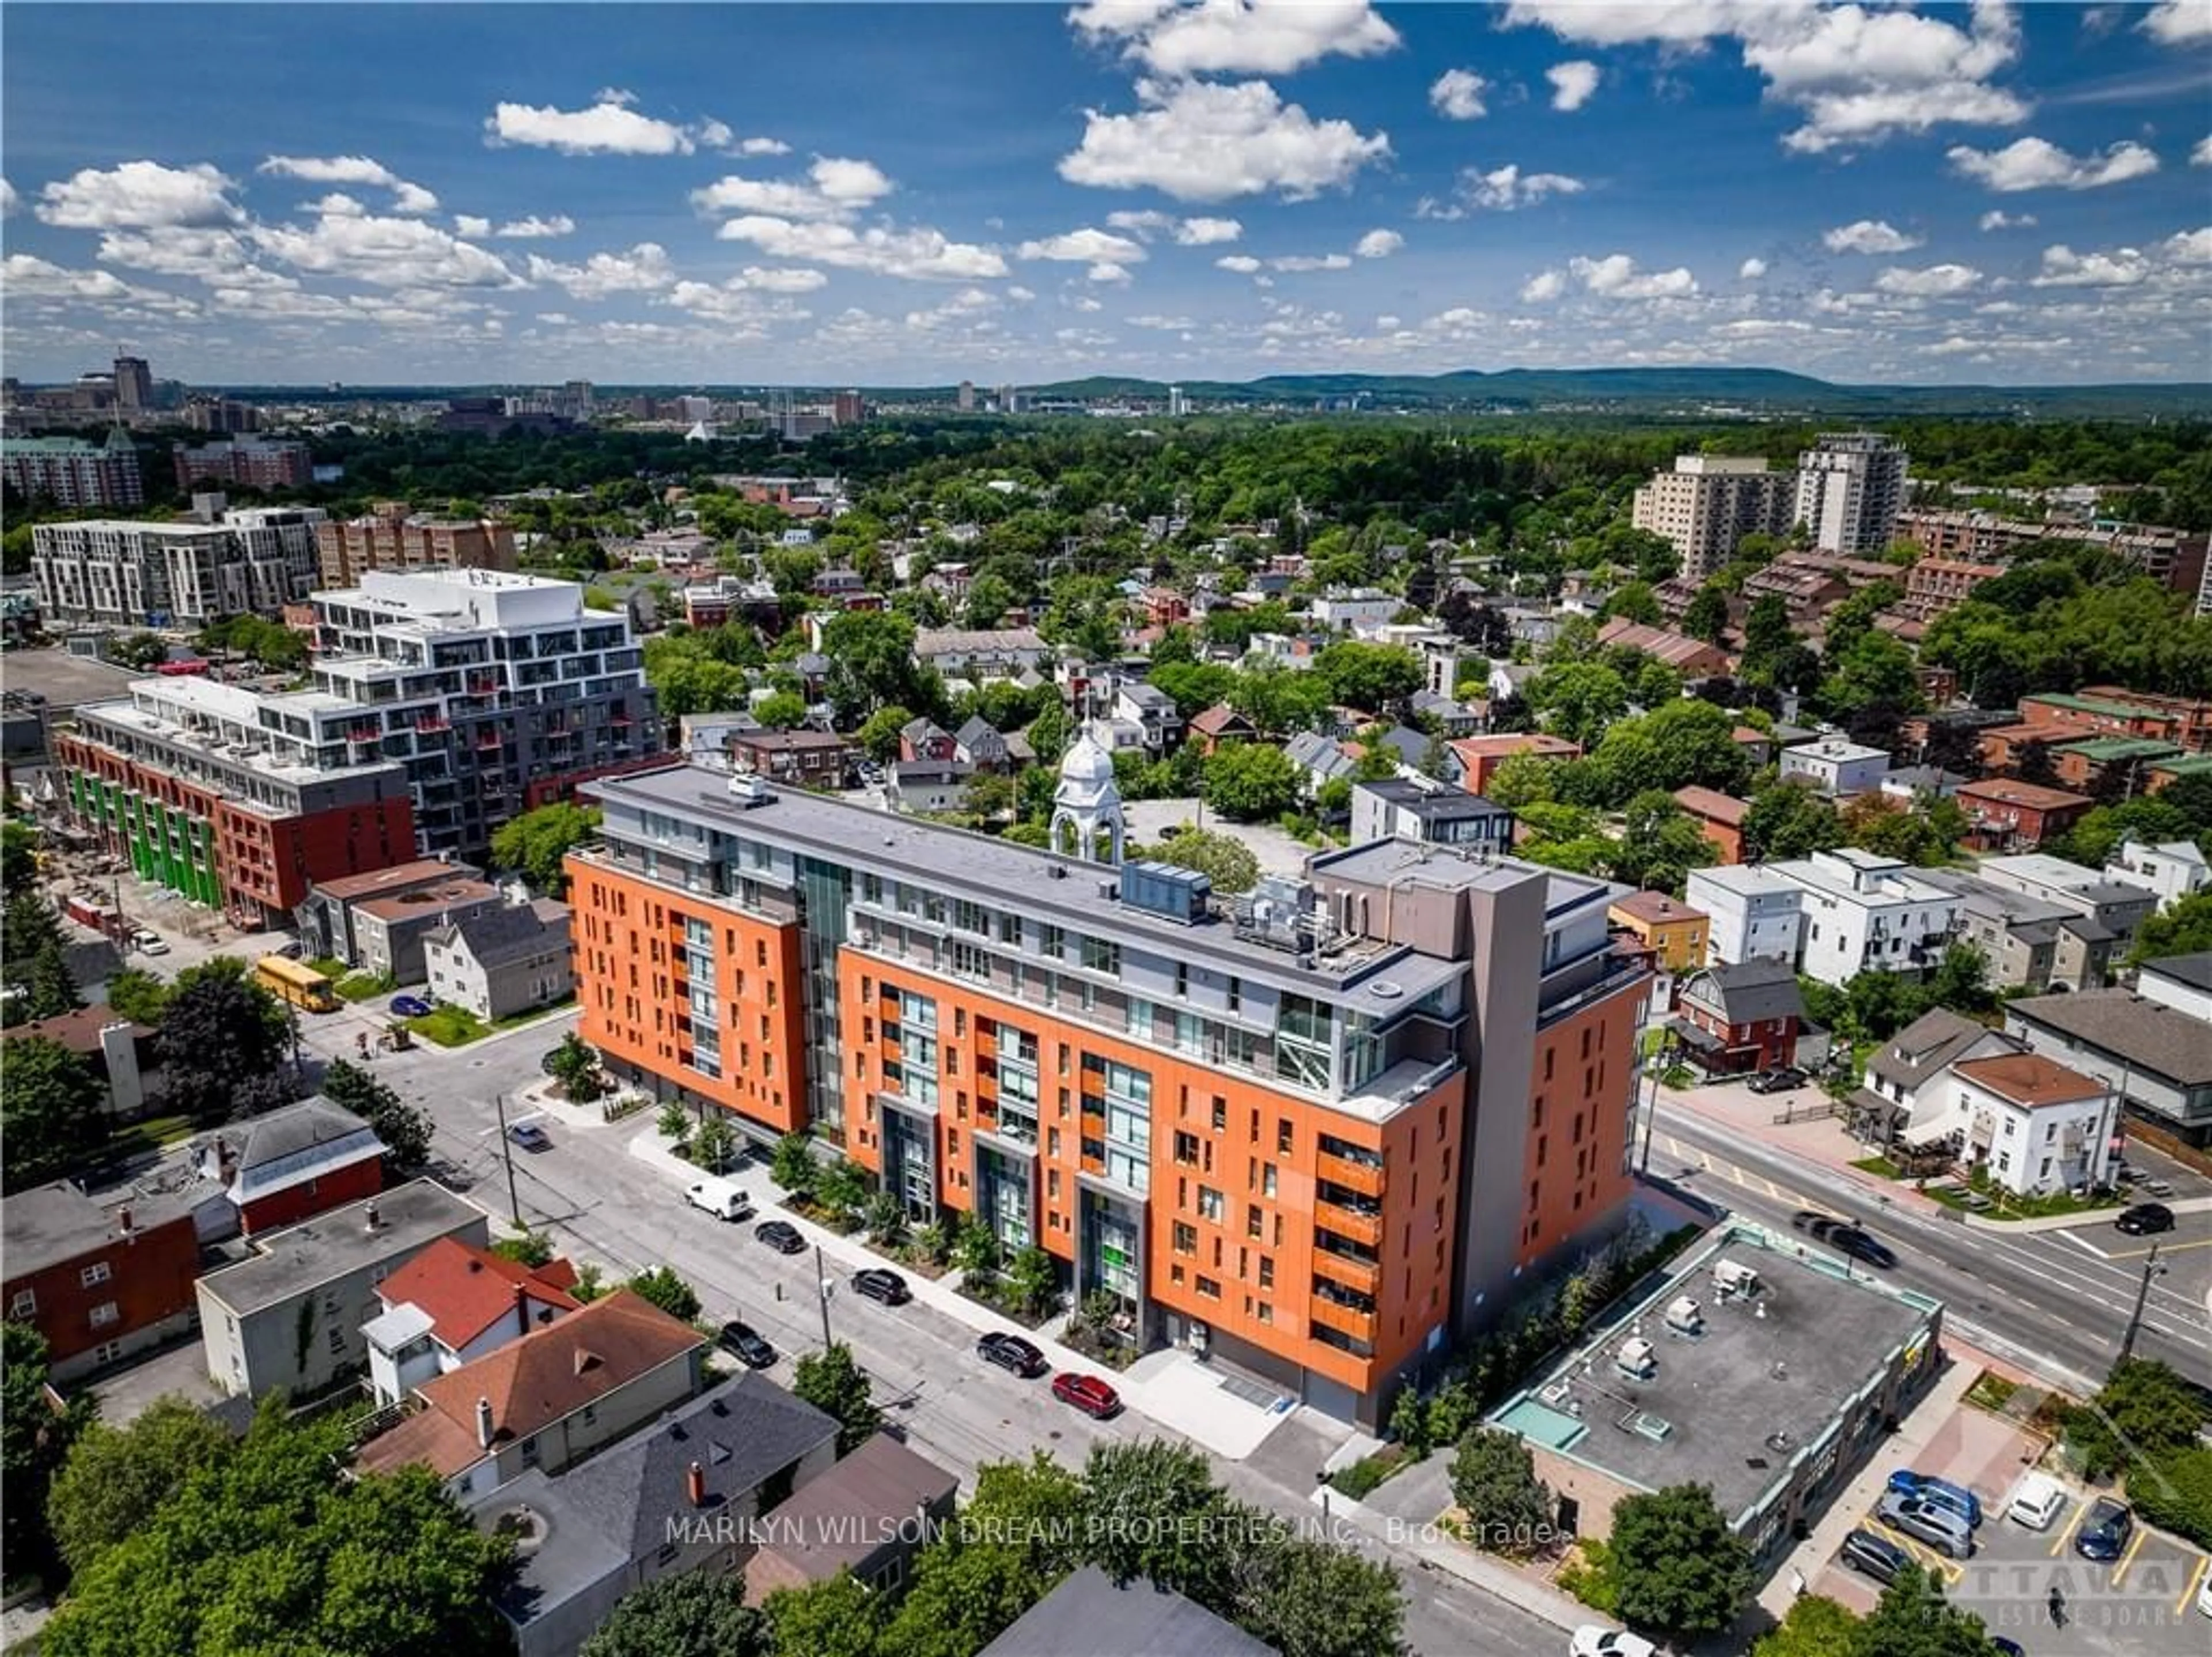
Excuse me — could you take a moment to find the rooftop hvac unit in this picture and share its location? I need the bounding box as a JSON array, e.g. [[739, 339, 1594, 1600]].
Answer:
[[1713, 1259, 1762, 1299], [1615, 1337, 1657, 1381], [1664, 1296, 1705, 1337]]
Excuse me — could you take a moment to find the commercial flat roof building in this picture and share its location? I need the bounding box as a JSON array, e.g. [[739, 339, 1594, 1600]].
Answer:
[[315, 502, 519, 588], [32, 509, 327, 628], [568, 758, 1650, 1427]]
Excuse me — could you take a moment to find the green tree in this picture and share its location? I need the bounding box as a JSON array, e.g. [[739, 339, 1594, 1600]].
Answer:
[[755, 690, 809, 730], [48, 1397, 232, 1578], [764, 1571, 885, 1657], [1025, 698, 1070, 766], [1203, 743, 1302, 822], [1447, 1429, 1556, 1557], [1751, 1594, 1862, 1657], [1313, 642, 1423, 714], [1230, 1527, 1410, 1657], [2066, 1357, 2206, 1479], [157, 956, 298, 1124], [814, 1156, 869, 1220], [1149, 827, 1262, 894], [582, 1569, 770, 1657], [1602, 581, 1662, 626], [2131, 888, 2212, 964], [23, 937, 83, 1021], [1528, 661, 1629, 749], [1082, 1439, 1233, 1608], [862, 1191, 907, 1244], [1003, 1244, 1060, 1316], [43, 1404, 512, 1657], [318, 1057, 434, 1168], [3, 1322, 94, 1583], [952, 1214, 1002, 1278], [102, 968, 171, 1027], [820, 611, 931, 724], [791, 1344, 882, 1455], [1228, 662, 1332, 737], [772, 1131, 819, 1198], [1607, 1483, 1753, 1640], [1683, 584, 1732, 644], [1739, 593, 1798, 684], [490, 801, 601, 895], [1744, 779, 1845, 862], [1589, 699, 1752, 803], [546, 1031, 607, 1103], [1483, 750, 1562, 809], [1, 820, 38, 896], [1, 1037, 107, 1190], [878, 1454, 1085, 1657], [1853, 1564, 2006, 1657], [1148, 661, 1237, 720], [626, 1267, 702, 1324], [856, 704, 916, 763]]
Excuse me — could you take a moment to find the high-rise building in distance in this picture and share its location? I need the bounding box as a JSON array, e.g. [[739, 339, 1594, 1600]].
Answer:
[[112, 354, 153, 413], [956, 380, 975, 412], [1630, 456, 1796, 583], [2, 431, 146, 509], [32, 508, 325, 627], [1796, 433, 1910, 556]]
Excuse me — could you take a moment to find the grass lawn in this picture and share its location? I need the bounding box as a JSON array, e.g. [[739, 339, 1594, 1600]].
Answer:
[[406, 999, 574, 1048], [335, 973, 388, 1003], [307, 957, 347, 980], [95, 1113, 196, 1163], [1966, 1371, 2021, 1413], [1853, 1154, 1905, 1178], [1925, 1182, 2120, 1222]]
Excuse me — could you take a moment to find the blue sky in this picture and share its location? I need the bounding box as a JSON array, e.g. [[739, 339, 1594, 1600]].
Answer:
[[3, 2, 2207, 387]]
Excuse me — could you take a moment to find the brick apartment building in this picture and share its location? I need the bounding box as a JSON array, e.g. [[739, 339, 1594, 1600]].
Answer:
[[172, 437, 314, 492], [1954, 778, 2096, 852], [3, 1182, 200, 1383], [315, 501, 520, 588], [1894, 509, 2208, 599], [566, 754, 1650, 1427]]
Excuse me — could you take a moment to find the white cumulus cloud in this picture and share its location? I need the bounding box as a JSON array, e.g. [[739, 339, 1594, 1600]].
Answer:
[[1978, 210, 2037, 230], [260, 154, 438, 214], [692, 157, 894, 222], [2144, 1, 2212, 46], [1059, 78, 1389, 202], [1354, 229, 1403, 259], [1429, 69, 1489, 120], [2194, 136, 2212, 168], [1568, 253, 1699, 299], [2031, 243, 2151, 287], [39, 160, 243, 229], [1823, 219, 1922, 254], [1947, 136, 2161, 192], [495, 215, 577, 239], [1070, 0, 1400, 76], [1521, 268, 1567, 302], [1177, 216, 1244, 245], [1546, 61, 1601, 111], [1872, 262, 1982, 296], [1215, 254, 1263, 274], [525, 243, 676, 298], [1420, 163, 1585, 217], [250, 210, 520, 289], [1739, 256, 1768, 279], [1269, 252, 1353, 271], [487, 96, 726, 156], [1018, 228, 1148, 265], [454, 214, 493, 239], [713, 215, 1007, 281]]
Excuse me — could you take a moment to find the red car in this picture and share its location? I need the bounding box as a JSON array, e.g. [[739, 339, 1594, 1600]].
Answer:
[[1051, 1372, 1122, 1419]]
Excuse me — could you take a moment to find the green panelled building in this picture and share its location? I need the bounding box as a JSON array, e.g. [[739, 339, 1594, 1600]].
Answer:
[[66, 770, 221, 907]]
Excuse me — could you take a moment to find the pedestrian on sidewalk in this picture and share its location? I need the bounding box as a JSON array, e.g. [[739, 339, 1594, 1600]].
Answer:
[[2047, 1584, 2066, 1628]]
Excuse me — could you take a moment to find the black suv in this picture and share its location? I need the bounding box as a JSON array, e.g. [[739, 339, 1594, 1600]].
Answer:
[[1747, 1068, 1808, 1095], [755, 1220, 806, 1255], [852, 1268, 911, 1306], [717, 1321, 777, 1370], [976, 1331, 1048, 1378]]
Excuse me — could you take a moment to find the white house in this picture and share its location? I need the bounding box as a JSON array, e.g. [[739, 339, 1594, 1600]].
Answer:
[[364, 1236, 581, 1406], [2104, 839, 2211, 913], [1778, 738, 1891, 798], [1973, 853, 2158, 952], [1686, 865, 1805, 969], [2138, 952, 2212, 1023], [1112, 680, 1183, 753], [1919, 1053, 2119, 1198], [1312, 588, 1399, 632], [1856, 1008, 2022, 1147], [1764, 848, 1961, 987]]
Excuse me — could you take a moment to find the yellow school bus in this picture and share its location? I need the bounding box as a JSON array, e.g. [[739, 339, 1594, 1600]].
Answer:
[[256, 954, 339, 1013]]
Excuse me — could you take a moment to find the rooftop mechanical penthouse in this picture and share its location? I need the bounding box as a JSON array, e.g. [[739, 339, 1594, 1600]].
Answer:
[[568, 751, 1652, 1427]]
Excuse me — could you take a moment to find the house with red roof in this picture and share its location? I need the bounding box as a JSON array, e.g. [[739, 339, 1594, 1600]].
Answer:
[[364, 1236, 582, 1406]]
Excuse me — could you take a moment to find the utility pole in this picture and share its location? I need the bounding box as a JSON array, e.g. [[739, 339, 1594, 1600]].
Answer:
[[2117, 1242, 2166, 1365], [493, 1092, 524, 1229], [813, 1243, 835, 1350], [1635, 1038, 1668, 1176]]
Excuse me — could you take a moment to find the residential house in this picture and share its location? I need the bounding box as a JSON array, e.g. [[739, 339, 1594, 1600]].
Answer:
[[1673, 959, 1806, 1075], [194, 1095, 387, 1238], [887, 758, 976, 815], [1955, 779, 2094, 853], [953, 716, 1022, 774], [1487, 662, 1537, 706], [196, 1181, 489, 1399], [475, 1375, 840, 1657], [1349, 780, 1514, 852], [1674, 786, 1751, 865], [1187, 703, 1258, 755], [423, 898, 575, 1022], [294, 856, 491, 971], [1935, 1054, 2120, 1198], [1450, 733, 1582, 799], [678, 712, 764, 771], [897, 718, 959, 765], [978, 1565, 1278, 1657], [1879, 766, 1967, 804], [2048, 736, 2183, 793], [1283, 729, 1358, 798], [2138, 952, 2212, 1023], [745, 1433, 960, 1603], [726, 728, 853, 788], [2105, 839, 2211, 912], [2013, 687, 2212, 756], [1779, 739, 1891, 799], [1686, 865, 1804, 967], [354, 1289, 710, 1500], [1608, 892, 1710, 974], [1596, 618, 1733, 679], [1312, 588, 1400, 632], [365, 1236, 581, 1405], [349, 876, 509, 985], [1849, 1008, 2021, 1147], [0, 1004, 158, 1118], [1917, 871, 2112, 993], [1972, 854, 2157, 962], [1411, 688, 1484, 737], [1763, 849, 1961, 987], [912, 626, 1048, 682], [2005, 990, 2212, 1146], [4, 1182, 200, 1383], [1733, 726, 1776, 769], [1113, 680, 1183, 754]]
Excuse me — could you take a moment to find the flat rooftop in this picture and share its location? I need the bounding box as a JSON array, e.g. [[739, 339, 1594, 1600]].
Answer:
[[1310, 834, 1621, 922], [1495, 1224, 1937, 1527], [590, 766, 1465, 1005], [3, 1180, 199, 1277], [74, 696, 402, 792], [196, 1180, 484, 1315]]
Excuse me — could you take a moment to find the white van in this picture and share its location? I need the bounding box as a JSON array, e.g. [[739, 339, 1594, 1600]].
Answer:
[[2006, 1471, 2067, 1531], [683, 1177, 754, 1221]]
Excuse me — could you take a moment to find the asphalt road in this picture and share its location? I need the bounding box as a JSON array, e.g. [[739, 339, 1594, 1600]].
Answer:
[[319, 1014, 1563, 1657], [1649, 1101, 2211, 1393]]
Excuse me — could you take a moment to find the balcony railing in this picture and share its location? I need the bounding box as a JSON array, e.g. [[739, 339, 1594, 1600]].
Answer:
[[1309, 1295, 1376, 1344], [1316, 1202, 1382, 1247], [1316, 1150, 1385, 1200]]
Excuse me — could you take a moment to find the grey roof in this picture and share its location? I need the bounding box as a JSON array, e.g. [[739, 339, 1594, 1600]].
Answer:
[[3, 1180, 199, 1278], [955, 715, 1008, 755], [427, 900, 569, 969], [2008, 989, 2212, 1086], [900, 716, 951, 743], [196, 1180, 484, 1315], [914, 626, 1046, 656], [2143, 952, 2212, 993], [1374, 725, 1430, 766], [1120, 681, 1175, 709], [1865, 1008, 2006, 1093], [980, 1565, 1277, 1657], [751, 1433, 959, 1584], [219, 1096, 384, 1202], [891, 759, 974, 785], [1356, 778, 1510, 824], [1885, 766, 1967, 790], [1681, 958, 1805, 1026], [1283, 729, 1354, 781]]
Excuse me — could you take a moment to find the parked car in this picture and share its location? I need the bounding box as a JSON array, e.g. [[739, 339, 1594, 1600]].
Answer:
[[755, 1220, 806, 1255], [851, 1268, 911, 1306], [1887, 1469, 1982, 1528], [1747, 1067, 1808, 1095], [1839, 1529, 1910, 1586], [1051, 1372, 1122, 1419], [132, 929, 169, 956], [684, 1178, 753, 1221], [2115, 1202, 2175, 1236], [2006, 1471, 2067, 1531], [1876, 1490, 1974, 1559], [391, 994, 435, 1018], [976, 1331, 1048, 1378], [2074, 1497, 2133, 1562], [1569, 1629, 1656, 1657], [506, 1122, 552, 1153], [717, 1321, 776, 1369]]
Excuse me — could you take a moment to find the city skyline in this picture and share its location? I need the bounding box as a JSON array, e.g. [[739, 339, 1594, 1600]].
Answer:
[[3, 2, 2209, 388]]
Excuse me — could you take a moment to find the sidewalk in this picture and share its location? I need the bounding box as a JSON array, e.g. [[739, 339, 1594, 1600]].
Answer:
[[620, 1123, 1300, 1462], [1319, 1484, 1594, 1634]]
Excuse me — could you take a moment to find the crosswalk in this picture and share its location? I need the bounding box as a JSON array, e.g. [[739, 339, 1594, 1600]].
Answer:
[[1652, 1130, 1820, 1213]]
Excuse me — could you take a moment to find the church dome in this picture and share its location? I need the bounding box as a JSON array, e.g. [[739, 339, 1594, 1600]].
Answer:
[[1059, 731, 1116, 786]]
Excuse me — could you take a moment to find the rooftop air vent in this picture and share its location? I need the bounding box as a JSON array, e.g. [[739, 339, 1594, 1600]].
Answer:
[[1631, 1412, 1673, 1442], [1368, 980, 1404, 1000]]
